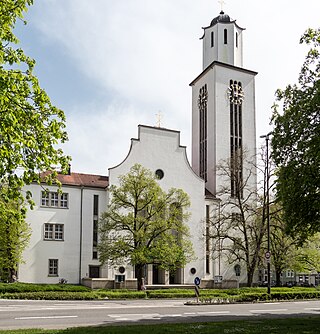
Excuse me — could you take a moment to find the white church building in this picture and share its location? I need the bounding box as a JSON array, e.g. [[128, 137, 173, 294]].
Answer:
[[18, 10, 258, 288]]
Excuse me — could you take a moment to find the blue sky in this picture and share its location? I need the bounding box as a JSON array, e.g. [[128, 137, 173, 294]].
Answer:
[[14, 0, 320, 175]]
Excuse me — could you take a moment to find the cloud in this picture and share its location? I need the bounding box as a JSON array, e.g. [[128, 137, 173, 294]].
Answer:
[[20, 0, 320, 175]]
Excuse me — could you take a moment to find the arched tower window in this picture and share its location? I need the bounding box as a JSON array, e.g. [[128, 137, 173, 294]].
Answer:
[[229, 80, 243, 198], [224, 29, 228, 44], [211, 31, 214, 47], [198, 84, 208, 182], [236, 32, 238, 47]]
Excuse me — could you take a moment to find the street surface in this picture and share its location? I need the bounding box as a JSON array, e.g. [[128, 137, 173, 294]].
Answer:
[[0, 299, 320, 330]]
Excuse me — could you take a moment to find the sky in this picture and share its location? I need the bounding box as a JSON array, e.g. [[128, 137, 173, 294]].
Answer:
[[14, 0, 320, 176]]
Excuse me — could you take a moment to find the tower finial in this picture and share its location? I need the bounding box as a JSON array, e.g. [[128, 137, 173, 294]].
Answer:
[[218, 0, 226, 12]]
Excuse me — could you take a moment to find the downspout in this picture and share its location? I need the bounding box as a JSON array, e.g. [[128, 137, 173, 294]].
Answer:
[[79, 186, 84, 284]]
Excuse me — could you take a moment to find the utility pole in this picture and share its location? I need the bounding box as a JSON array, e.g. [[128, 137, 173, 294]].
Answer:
[[260, 132, 272, 295]]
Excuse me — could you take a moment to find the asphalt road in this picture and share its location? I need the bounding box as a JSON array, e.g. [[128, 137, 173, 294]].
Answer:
[[1, 298, 320, 330]]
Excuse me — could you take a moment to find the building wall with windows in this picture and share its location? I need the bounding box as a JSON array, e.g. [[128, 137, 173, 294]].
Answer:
[[18, 177, 108, 284]]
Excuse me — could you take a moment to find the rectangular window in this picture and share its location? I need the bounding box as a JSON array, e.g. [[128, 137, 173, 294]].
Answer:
[[41, 191, 69, 209], [93, 194, 99, 216], [286, 269, 295, 278], [54, 224, 64, 240], [50, 192, 59, 207], [93, 195, 99, 259], [41, 192, 49, 206], [60, 193, 68, 208], [48, 259, 58, 276], [224, 28, 228, 44], [93, 220, 98, 247], [44, 224, 64, 241], [205, 205, 210, 274], [44, 224, 53, 239]]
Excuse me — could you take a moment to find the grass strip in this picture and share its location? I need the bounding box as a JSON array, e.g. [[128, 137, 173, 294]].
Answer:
[[1, 316, 320, 334]]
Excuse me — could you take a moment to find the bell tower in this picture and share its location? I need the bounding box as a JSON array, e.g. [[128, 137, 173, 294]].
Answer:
[[190, 10, 257, 196]]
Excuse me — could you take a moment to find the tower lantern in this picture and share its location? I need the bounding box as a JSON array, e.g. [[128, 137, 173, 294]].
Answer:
[[201, 11, 245, 69]]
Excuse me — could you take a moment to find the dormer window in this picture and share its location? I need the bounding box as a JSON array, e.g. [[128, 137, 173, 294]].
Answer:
[[224, 29, 228, 44], [211, 31, 214, 47]]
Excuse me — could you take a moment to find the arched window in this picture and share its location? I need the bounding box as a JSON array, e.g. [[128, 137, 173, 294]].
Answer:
[[236, 32, 238, 47], [211, 31, 214, 47], [224, 28, 228, 44], [198, 84, 208, 182]]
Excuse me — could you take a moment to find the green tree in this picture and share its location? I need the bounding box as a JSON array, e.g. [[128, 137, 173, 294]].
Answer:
[[98, 164, 194, 290], [294, 233, 320, 274], [0, 187, 31, 282], [271, 28, 320, 241], [269, 205, 299, 286], [0, 0, 70, 202]]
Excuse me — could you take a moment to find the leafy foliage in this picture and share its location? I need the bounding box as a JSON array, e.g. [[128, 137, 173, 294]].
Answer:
[[98, 164, 194, 290], [294, 233, 320, 273], [271, 28, 320, 241], [0, 0, 70, 201], [269, 205, 300, 286], [0, 187, 31, 282]]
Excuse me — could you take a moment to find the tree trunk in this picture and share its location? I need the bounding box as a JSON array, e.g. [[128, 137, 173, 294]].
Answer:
[[275, 270, 282, 287], [247, 264, 255, 288], [247, 271, 254, 287], [135, 264, 145, 291]]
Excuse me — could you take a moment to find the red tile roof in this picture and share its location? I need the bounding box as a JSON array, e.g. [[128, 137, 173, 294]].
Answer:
[[40, 172, 108, 189]]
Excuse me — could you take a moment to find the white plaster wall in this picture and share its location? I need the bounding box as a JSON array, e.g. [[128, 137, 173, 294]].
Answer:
[[191, 69, 216, 195], [19, 184, 107, 284], [109, 125, 207, 284], [203, 23, 243, 70], [191, 64, 257, 196], [214, 65, 257, 193]]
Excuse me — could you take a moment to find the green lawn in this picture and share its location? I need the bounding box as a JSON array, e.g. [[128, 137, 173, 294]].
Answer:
[[1, 316, 320, 334]]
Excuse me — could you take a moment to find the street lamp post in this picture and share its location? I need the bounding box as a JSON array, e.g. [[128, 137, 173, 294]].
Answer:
[[260, 132, 272, 295]]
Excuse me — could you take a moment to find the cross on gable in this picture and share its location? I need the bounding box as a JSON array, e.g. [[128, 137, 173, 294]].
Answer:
[[155, 111, 163, 128]]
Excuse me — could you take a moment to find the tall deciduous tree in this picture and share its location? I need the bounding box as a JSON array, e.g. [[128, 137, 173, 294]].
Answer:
[[0, 188, 31, 282], [271, 28, 320, 241], [98, 164, 194, 290], [210, 149, 266, 287], [0, 0, 70, 201], [269, 205, 299, 286]]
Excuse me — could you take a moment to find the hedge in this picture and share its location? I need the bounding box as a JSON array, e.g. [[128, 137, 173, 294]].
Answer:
[[0, 284, 320, 302], [0, 283, 90, 293]]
